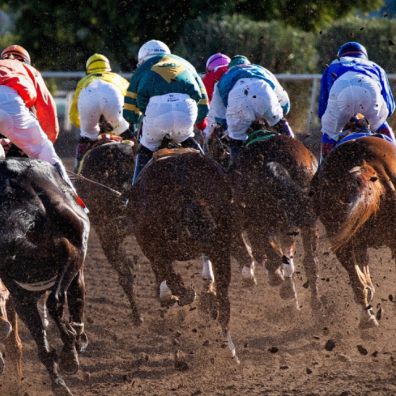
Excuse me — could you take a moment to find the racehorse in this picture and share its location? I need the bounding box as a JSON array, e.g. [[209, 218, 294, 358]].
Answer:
[[311, 136, 396, 328], [74, 139, 143, 325], [128, 148, 239, 361], [231, 132, 321, 313], [0, 158, 90, 395]]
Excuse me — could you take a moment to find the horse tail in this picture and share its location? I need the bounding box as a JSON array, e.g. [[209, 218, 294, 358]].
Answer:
[[331, 162, 384, 251], [183, 199, 217, 244]]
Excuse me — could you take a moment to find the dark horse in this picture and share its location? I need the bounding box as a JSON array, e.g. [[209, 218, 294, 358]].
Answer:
[[231, 133, 321, 312], [128, 148, 239, 361], [0, 158, 90, 395], [74, 140, 143, 325], [311, 136, 396, 328]]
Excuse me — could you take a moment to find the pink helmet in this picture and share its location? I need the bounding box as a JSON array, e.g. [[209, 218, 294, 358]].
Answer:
[[206, 53, 231, 73]]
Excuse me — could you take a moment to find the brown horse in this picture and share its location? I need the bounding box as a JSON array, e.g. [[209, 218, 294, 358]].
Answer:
[[74, 140, 143, 325], [311, 136, 396, 328], [0, 158, 90, 396], [231, 133, 321, 312], [128, 148, 239, 361]]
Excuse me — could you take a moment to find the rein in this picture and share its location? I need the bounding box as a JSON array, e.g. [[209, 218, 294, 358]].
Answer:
[[68, 171, 123, 197]]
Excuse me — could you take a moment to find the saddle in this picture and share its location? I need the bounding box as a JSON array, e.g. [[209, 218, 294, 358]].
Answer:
[[246, 129, 277, 147], [336, 114, 393, 148], [77, 133, 134, 174], [153, 147, 199, 160]]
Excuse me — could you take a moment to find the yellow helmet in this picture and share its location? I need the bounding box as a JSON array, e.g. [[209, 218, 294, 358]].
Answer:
[[85, 53, 111, 74]]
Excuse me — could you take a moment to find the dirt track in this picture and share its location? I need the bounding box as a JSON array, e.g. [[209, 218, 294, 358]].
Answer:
[[2, 160, 396, 396]]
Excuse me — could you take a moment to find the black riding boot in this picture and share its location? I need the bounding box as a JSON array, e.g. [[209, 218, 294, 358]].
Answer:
[[132, 145, 153, 186], [228, 138, 244, 167], [274, 118, 295, 138], [181, 136, 204, 154], [74, 137, 96, 172]]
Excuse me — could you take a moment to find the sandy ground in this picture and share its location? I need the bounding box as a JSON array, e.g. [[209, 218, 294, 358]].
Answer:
[[2, 158, 396, 396]]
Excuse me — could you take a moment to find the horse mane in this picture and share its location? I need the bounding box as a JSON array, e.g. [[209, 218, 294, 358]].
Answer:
[[330, 161, 384, 251]]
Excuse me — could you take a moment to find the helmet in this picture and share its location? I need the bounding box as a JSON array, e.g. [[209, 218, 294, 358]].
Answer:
[[206, 53, 231, 73], [337, 42, 368, 59], [229, 55, 251, 68], [1, 45, 31, 64], [137, 40, 170, 65], [86, 53, 111, 74]]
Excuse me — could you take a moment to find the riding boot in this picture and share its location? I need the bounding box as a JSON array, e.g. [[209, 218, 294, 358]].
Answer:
[[273, 118, 295, 138], [228, 137, 244, 168], [376, 122, 396, 143], [74, 137, 96, 172], [181, 136, 204, 154], [320, 133, 337, 163], [132, 145, 153, 186]]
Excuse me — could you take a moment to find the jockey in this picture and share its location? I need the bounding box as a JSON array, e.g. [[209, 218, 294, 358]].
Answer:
[[319, 41, 396, 160], [0, 45, 78, 195], [70, 53, 130, 171], [202, 53, 231, 102], [207, 54, 293, 164], [123, 39, 209, 185]]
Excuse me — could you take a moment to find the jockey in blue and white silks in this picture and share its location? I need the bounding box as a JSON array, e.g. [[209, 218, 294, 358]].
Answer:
[[319, 41, 396, 160], [207, 55, 293, 164]]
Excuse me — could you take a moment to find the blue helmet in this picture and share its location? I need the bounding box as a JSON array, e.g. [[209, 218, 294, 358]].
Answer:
[[337, 42, 368, 59]]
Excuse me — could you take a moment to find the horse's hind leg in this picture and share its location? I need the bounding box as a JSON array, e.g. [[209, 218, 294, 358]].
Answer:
[[152, 258, 195, 307], [231, 232, 257, 287], [212, 251, 239, 362], [96, 227, 143, 325], [67, 269, 88, 353], [4, 296, 23, 381], [336, 245, 378, 328], [12, 293, 72, 395], [46, 239, 83, 376]]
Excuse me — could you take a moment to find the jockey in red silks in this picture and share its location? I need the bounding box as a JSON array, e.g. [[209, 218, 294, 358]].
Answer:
[[202, 53, 231, 102], [0, 45, 86, 208]]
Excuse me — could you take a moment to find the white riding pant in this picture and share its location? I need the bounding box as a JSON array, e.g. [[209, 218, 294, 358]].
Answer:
[[226, 78, 283, 141], [78, 79, 129, 140], [321, 71, 388, 140], [0, 85, 60, 165], [141, 93, 197, 152]]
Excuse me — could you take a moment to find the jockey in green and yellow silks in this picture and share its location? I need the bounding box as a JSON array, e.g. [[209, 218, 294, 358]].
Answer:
[[123, 40, 209, 186]]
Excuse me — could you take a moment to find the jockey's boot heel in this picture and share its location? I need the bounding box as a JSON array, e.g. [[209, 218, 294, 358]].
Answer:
[[132, 145, 153, 186]]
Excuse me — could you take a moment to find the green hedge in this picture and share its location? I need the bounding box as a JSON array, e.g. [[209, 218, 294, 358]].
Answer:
[[177, 14, 318, 74], [317, 17, 396, 73]]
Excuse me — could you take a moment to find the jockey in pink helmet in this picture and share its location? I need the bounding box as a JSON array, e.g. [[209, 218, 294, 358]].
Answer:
[[203, 53, 231, 101]]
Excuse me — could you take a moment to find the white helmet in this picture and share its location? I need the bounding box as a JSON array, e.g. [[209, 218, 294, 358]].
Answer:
[[138, 40, 170, 65]]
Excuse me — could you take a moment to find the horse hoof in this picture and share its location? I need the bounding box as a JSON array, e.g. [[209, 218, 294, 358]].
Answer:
[[359, 316, 379, 329], [52, 377, 74, 396], [132, 313, 144, 327], [267, 269, 284, 287], [0, 352, 4, 375], [241, 266, 257, 288], [76, 332, 89, 353], [178, 288, 196, 306], [59, 348, 79, 375], [279, 278, 297, 300], [0, 318, 12, 341], [242, 276, 257, 288]]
